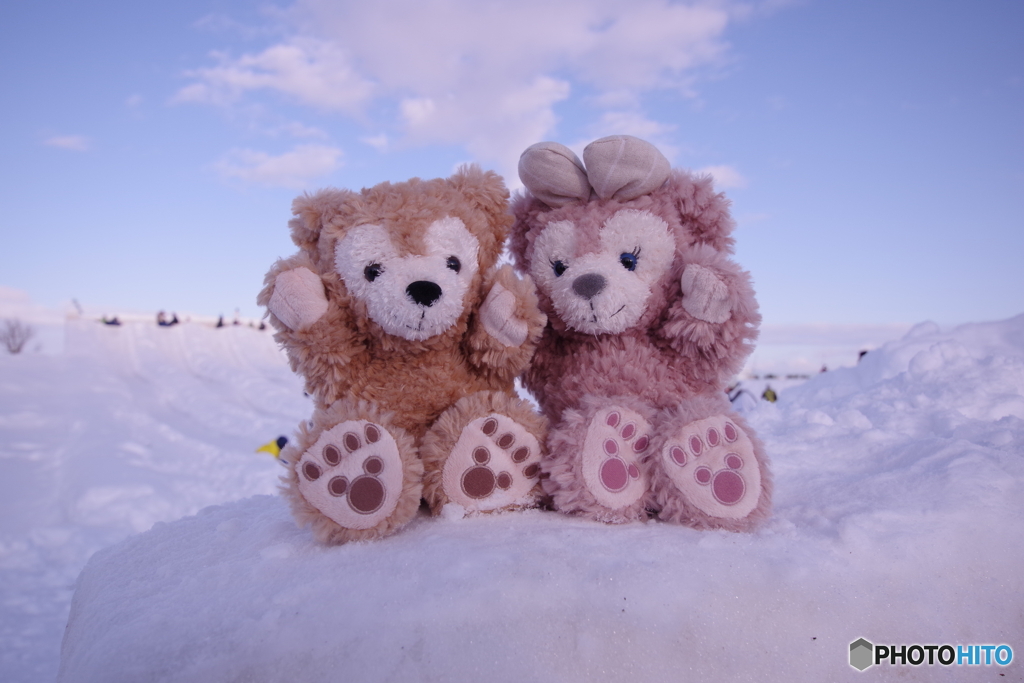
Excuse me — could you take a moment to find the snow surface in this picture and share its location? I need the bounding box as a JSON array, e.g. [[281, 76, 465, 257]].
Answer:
[[3, 315, 1023, 682], [0, 319, 309, 682]]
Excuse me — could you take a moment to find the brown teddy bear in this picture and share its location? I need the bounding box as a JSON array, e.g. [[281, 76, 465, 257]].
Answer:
[[510, 135, 772, 532], [259, 166, 548, 544]]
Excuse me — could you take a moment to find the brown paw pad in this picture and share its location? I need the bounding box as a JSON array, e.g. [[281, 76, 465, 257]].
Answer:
[[442, 413, 543, 511], [296, 420, 402, 530], [462, 466, 496, 499]]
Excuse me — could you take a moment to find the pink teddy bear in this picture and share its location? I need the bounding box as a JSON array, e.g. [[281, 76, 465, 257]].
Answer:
[[509, 135, 772, 531]]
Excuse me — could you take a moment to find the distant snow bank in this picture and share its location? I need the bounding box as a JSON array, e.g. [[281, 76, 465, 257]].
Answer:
[[2, 281, 912, 375], [745, 322, 914, 376], [0, 284, 269, 356], [53, 315, 1024, 683]]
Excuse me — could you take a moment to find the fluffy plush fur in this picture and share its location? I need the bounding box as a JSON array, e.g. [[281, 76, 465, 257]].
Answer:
[[260, 166, 549, 544], [510, 136, 772, 531]]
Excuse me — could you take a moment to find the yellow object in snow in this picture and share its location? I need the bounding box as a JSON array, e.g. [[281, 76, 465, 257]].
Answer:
[[256, 436, 288, 458]]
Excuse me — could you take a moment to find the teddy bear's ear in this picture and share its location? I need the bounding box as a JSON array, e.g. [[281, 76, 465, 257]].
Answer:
[[507, 192, 546, 274], [446, 164, 511, 222], [289, 191, 329, 252], [289, 188, 361, 252], [446, 165, 512, 269], [668, 171, 737, 253]]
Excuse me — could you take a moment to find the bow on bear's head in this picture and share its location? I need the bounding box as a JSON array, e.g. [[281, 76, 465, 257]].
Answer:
[[517, 134, 672, 208]]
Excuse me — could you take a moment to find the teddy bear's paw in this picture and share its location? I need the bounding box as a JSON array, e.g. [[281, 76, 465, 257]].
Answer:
[[480, 281, 529, 348], [441, 414, 542, 512], [661, 415, 761, 520], [681, 264, 731, 324], [581, 407, 652, 510], [296, 420, 405, 530], [268, 267, 329, 331]]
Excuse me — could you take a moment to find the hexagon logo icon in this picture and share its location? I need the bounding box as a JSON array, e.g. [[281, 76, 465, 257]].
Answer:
[[850, 638, 874, 671]]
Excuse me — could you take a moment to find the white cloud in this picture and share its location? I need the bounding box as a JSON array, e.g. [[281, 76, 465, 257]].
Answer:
[[361, 133, 389, 152], [280, 0, 736, 94], [400, 97, 436, 128], [176, 38, 374, 113], [397, 75, 572, 173], [568, 2, 731, 89], [44, 135, 91, 152], [214, 144, 342, 188], [180, 0, 777, 174], [698, 164, 748, 189]]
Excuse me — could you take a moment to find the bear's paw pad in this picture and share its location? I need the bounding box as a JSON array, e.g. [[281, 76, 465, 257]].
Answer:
[[297, 421, 403, 530], [581, 407, 651, 510], [442, 414, 542, 512], [662, 415, 761, 520]]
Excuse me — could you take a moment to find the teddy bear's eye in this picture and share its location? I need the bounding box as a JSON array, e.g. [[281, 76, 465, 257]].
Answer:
[[551, 260, 567, 277], [619, 249, 640, 272], [364, 263, 383, 282], [446, 256, 461, 273]]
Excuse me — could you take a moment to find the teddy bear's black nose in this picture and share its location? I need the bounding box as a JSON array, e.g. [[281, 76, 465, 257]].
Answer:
[[406, 281, 442, 307], [572, 273, 606, 300]]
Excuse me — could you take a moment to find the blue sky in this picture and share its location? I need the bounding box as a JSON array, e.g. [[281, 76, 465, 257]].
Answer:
[[1, 0, 1021, 325]]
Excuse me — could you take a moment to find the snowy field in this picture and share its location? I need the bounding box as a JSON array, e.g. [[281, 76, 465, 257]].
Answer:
[[0, 318, 310, 682], [2, 313, 1023, 681]]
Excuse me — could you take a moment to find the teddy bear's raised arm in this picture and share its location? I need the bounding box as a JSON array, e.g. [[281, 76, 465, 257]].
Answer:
[[659, 257, 760, 388], [464, 265, 547, 382], [258, 250, 355, 402], [656, 172, 760, 386], [258, 190, 351, 333], [257, 190, 367, 403]]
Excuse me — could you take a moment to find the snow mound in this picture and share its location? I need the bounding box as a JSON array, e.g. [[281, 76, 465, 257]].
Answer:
[[55, 316, 1024, 682]]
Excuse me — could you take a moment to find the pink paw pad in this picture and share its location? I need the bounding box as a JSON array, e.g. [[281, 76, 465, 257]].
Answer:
[[691, 459, 744, 504], [582, 407, 652, 510], [661, 416, 761, 520], [597, 413, 647, 492], [709, 468, 744, 505]]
